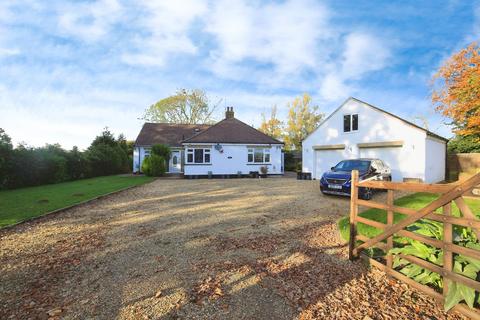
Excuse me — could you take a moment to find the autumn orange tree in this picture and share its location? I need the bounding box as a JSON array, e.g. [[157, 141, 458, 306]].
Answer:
[[432, 42, 480, 138], [259, 93, 323, 150], [259, 105, 284, 140], [284, 93, 323, 150]]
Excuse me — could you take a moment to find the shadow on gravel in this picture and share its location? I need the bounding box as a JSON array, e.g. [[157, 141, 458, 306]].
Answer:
[[0, 178, 374, 319]]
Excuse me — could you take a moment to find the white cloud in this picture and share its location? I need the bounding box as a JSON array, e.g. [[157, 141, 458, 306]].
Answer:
[[320, 32, 391, 102], [205, 0, 332, 78], [0, 84, 150, 149], [0, 0, 424, 149], [0, 3, 19, 57], [341, 32, 391, 79], [58, 0, 122, 42], [464, 5, 480, 44], [0, 48, 20, 57], [319, 73, 351, 101], [121, 0, 207, 67]]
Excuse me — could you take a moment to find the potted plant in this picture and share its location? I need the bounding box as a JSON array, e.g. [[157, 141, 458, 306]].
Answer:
[[259, 166, 268, 178]]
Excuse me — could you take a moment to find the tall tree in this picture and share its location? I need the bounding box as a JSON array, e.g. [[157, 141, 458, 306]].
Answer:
[[259, 105, 284, 140], [0, 128, 13, 188], [86, 128, 129, 176], [143, 89, 220, 124], [448, 135, 480, 153], [432, 42, 480, 137], [284, 93, 323, 150]]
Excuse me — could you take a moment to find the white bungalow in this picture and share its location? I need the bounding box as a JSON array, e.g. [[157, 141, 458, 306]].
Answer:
[[133, 108, 284, 177]]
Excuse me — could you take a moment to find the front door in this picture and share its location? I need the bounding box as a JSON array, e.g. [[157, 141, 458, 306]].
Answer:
[[169, 151, 181, 173]]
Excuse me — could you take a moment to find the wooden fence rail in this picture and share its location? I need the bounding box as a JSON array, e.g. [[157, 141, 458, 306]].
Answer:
[[348, 170, 480, 319]]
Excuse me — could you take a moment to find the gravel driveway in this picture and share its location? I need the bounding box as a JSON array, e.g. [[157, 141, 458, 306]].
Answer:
[[0, 176, 464, 319]]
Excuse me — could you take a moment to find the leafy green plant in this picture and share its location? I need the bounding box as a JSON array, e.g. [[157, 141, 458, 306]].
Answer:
[[389, 219, 480, 311], [151, 144, 171, 162], [142, 155, 166, 177], [141, 157, 151, 175], [390, 240, 443, 288]]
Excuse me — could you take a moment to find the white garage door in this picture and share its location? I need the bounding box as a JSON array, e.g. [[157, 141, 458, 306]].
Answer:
[[359, 147, 403, 181], [314, 150, 346, 179]]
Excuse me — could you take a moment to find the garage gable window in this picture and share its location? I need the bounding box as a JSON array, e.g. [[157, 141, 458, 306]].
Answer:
[[343, 114, 359, 132], [247, 148, 270, 163], [186, 148, 211, 164]]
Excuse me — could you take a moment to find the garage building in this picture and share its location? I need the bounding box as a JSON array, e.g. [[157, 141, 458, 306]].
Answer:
[[301, 97, 448, 183]]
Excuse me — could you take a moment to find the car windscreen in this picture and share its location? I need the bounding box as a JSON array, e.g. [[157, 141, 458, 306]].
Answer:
[[333, 160, 371, 172]]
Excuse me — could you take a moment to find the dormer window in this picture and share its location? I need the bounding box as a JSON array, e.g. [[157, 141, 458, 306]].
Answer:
[[343, 114, 358, 132]]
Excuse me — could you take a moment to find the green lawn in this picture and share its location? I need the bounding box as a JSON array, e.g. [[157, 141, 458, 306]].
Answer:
[[0, 175, 154, 228], [338, 192, 480, 241]]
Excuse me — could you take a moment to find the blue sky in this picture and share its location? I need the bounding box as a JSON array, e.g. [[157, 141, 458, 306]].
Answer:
[[0, 0, 478, 149]]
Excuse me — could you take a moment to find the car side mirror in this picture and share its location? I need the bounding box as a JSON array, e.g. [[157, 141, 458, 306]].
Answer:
[[331, 167, 335, 171], [370, 167, 377, 173]]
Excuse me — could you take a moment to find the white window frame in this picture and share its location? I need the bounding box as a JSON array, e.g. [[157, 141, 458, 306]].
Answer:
[[247, 147, 271, 164], [186, 148, 211, 164], [343, 114, 359, 133]]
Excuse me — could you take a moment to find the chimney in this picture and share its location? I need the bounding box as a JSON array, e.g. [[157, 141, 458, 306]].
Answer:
[[225, 106, 235, 119]]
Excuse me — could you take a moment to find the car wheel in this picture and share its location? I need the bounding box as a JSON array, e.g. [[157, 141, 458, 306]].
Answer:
[[360, 187, 373, 200]]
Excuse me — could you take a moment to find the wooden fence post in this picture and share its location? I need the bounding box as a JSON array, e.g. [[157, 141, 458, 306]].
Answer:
[[443, 202, 453, 300], [386, 189, 394, 268], [349, 170, 359, 260]]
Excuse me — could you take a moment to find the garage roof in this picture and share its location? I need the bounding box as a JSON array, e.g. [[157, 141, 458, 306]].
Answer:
[[305, 97, 449, 143]]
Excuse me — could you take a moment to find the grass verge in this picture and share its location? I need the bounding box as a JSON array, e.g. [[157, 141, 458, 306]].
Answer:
[[0, 175, 154, 228], [338, 192, 480, 241]]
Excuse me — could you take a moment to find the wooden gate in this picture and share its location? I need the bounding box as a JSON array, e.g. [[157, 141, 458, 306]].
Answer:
[[348, 170, 480, 318]]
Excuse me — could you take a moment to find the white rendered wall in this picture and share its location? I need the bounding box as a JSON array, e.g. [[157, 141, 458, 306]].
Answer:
[[302, 99, 427, 181], [183, 144, 283, 175], [133, 147, 139, 172], [133, 147, 147, 173], [424, 137, 447, 183]]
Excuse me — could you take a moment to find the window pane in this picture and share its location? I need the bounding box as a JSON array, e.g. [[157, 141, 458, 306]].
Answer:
[[248, 153, 253, 162], [343, 115, 351, 132], [352, 114, 358, 131], [204, 153, 210, 163], [254, 149, 264, 162], [265, 153, 270, 163], [194, 149, 204, 163], [187, 153, 193, 163]]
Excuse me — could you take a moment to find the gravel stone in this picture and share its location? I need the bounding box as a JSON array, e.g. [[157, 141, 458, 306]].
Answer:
[[0, 177, 467, 319]]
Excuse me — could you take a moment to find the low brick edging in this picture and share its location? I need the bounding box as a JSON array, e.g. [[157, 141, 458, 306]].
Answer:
[[0, 179, 157, 232]]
